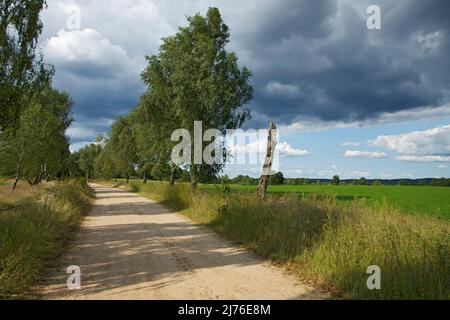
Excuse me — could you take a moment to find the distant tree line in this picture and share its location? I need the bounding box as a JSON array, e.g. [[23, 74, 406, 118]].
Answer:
[[215, 175, 450, 187], [429, 178, 450, 187], [219, 172, 285, 186]]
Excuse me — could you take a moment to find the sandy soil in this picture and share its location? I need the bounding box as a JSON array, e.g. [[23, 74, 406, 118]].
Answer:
[[39, 184, 327, 300]]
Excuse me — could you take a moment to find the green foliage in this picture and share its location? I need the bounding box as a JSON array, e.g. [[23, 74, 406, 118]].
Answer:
[[0, 0, 54, 130], [332, 175, 340, 185], [220, 175, 231, 185], [88, 8, 253, 186], [76, 143, 102, 180], [0, 88, 72, 185], [108, 116, 137, 181], [269, 172, 285, 185], [372, 179, 383, 186], [399, 179, 411, 186], [417, 179, 428, 186], [67, 152, 83, 178], [430, 178, 450, 187], [286, 178, 311, 185], [74, 117, 139, 183], [137, 7, 253, 184], [230, 175, 258, 185], [0, 179, 93, 299], [358, 177, 367, 185]]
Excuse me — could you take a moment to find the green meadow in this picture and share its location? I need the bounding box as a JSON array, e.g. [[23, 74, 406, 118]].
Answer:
[[201, 184, 450, 219]]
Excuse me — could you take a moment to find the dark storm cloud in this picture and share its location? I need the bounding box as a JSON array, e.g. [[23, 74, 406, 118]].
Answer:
[[241, 0, 338, 47], [386, 0, 450, 38], [238, 0, 450, 126], [41, 0, 450, 142]]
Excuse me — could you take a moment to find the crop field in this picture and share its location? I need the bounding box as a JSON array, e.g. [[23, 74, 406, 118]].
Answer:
[[201, 184, 450, 219]]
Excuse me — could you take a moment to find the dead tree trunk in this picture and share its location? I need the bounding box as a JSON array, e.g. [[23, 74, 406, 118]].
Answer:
[[256, 123, 277, 199]]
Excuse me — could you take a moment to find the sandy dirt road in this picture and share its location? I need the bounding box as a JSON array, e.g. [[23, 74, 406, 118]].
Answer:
[[40, 184, 326, 300]]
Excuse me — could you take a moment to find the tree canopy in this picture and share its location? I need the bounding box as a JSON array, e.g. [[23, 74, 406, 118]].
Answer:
[[0, 0, 53, 130], [137, 7, 253, 186], [0, 87, 73, 188]]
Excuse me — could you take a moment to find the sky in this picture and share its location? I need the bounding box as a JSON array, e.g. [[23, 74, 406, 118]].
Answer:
[[38, 0, 450, 179]]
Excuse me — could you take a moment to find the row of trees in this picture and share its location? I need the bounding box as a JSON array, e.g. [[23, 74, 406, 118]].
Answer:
[[331, 176, 450, 187], [70, 8, 253, 186], [0, 1, 73, 189], [222, 172, 285, 186], [218, 175, 450, 187]]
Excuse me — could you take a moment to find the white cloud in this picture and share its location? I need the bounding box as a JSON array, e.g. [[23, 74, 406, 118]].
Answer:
[[344, 150, 387, 159], [341, 141, 361, 147], [318, 170, 336, 177], [350, 171, 370, 178], [42, 0, 175, 57], [228, 138, 310, 158], [277, 142, 311, 157], [67, 117, 114, 140], [370, 124, 450, 155], [265, 81, 301, 98], [43, 28, 138, 78], [396, 155, 450, 162], [67, 126, 98, 140], [400, 173, 417, 179]]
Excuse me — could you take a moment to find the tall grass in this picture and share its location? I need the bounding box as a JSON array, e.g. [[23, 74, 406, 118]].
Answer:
[[113, 181, 449, 300], [0, 182, 49, 211], [0, 179, 93, 299]]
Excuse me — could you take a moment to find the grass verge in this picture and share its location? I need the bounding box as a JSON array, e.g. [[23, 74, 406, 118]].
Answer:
[[0, 179, 93, 299], [106, 180, 449, 300]]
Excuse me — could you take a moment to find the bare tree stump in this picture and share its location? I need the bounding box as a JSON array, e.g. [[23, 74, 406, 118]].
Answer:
[[256, 122, 277, 199]]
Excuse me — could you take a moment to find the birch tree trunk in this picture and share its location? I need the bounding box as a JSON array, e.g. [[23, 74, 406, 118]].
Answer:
[[12, 156, 22, 190]]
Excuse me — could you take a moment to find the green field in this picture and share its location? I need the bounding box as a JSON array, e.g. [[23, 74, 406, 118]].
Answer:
[[201, 184, 450, 219]]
